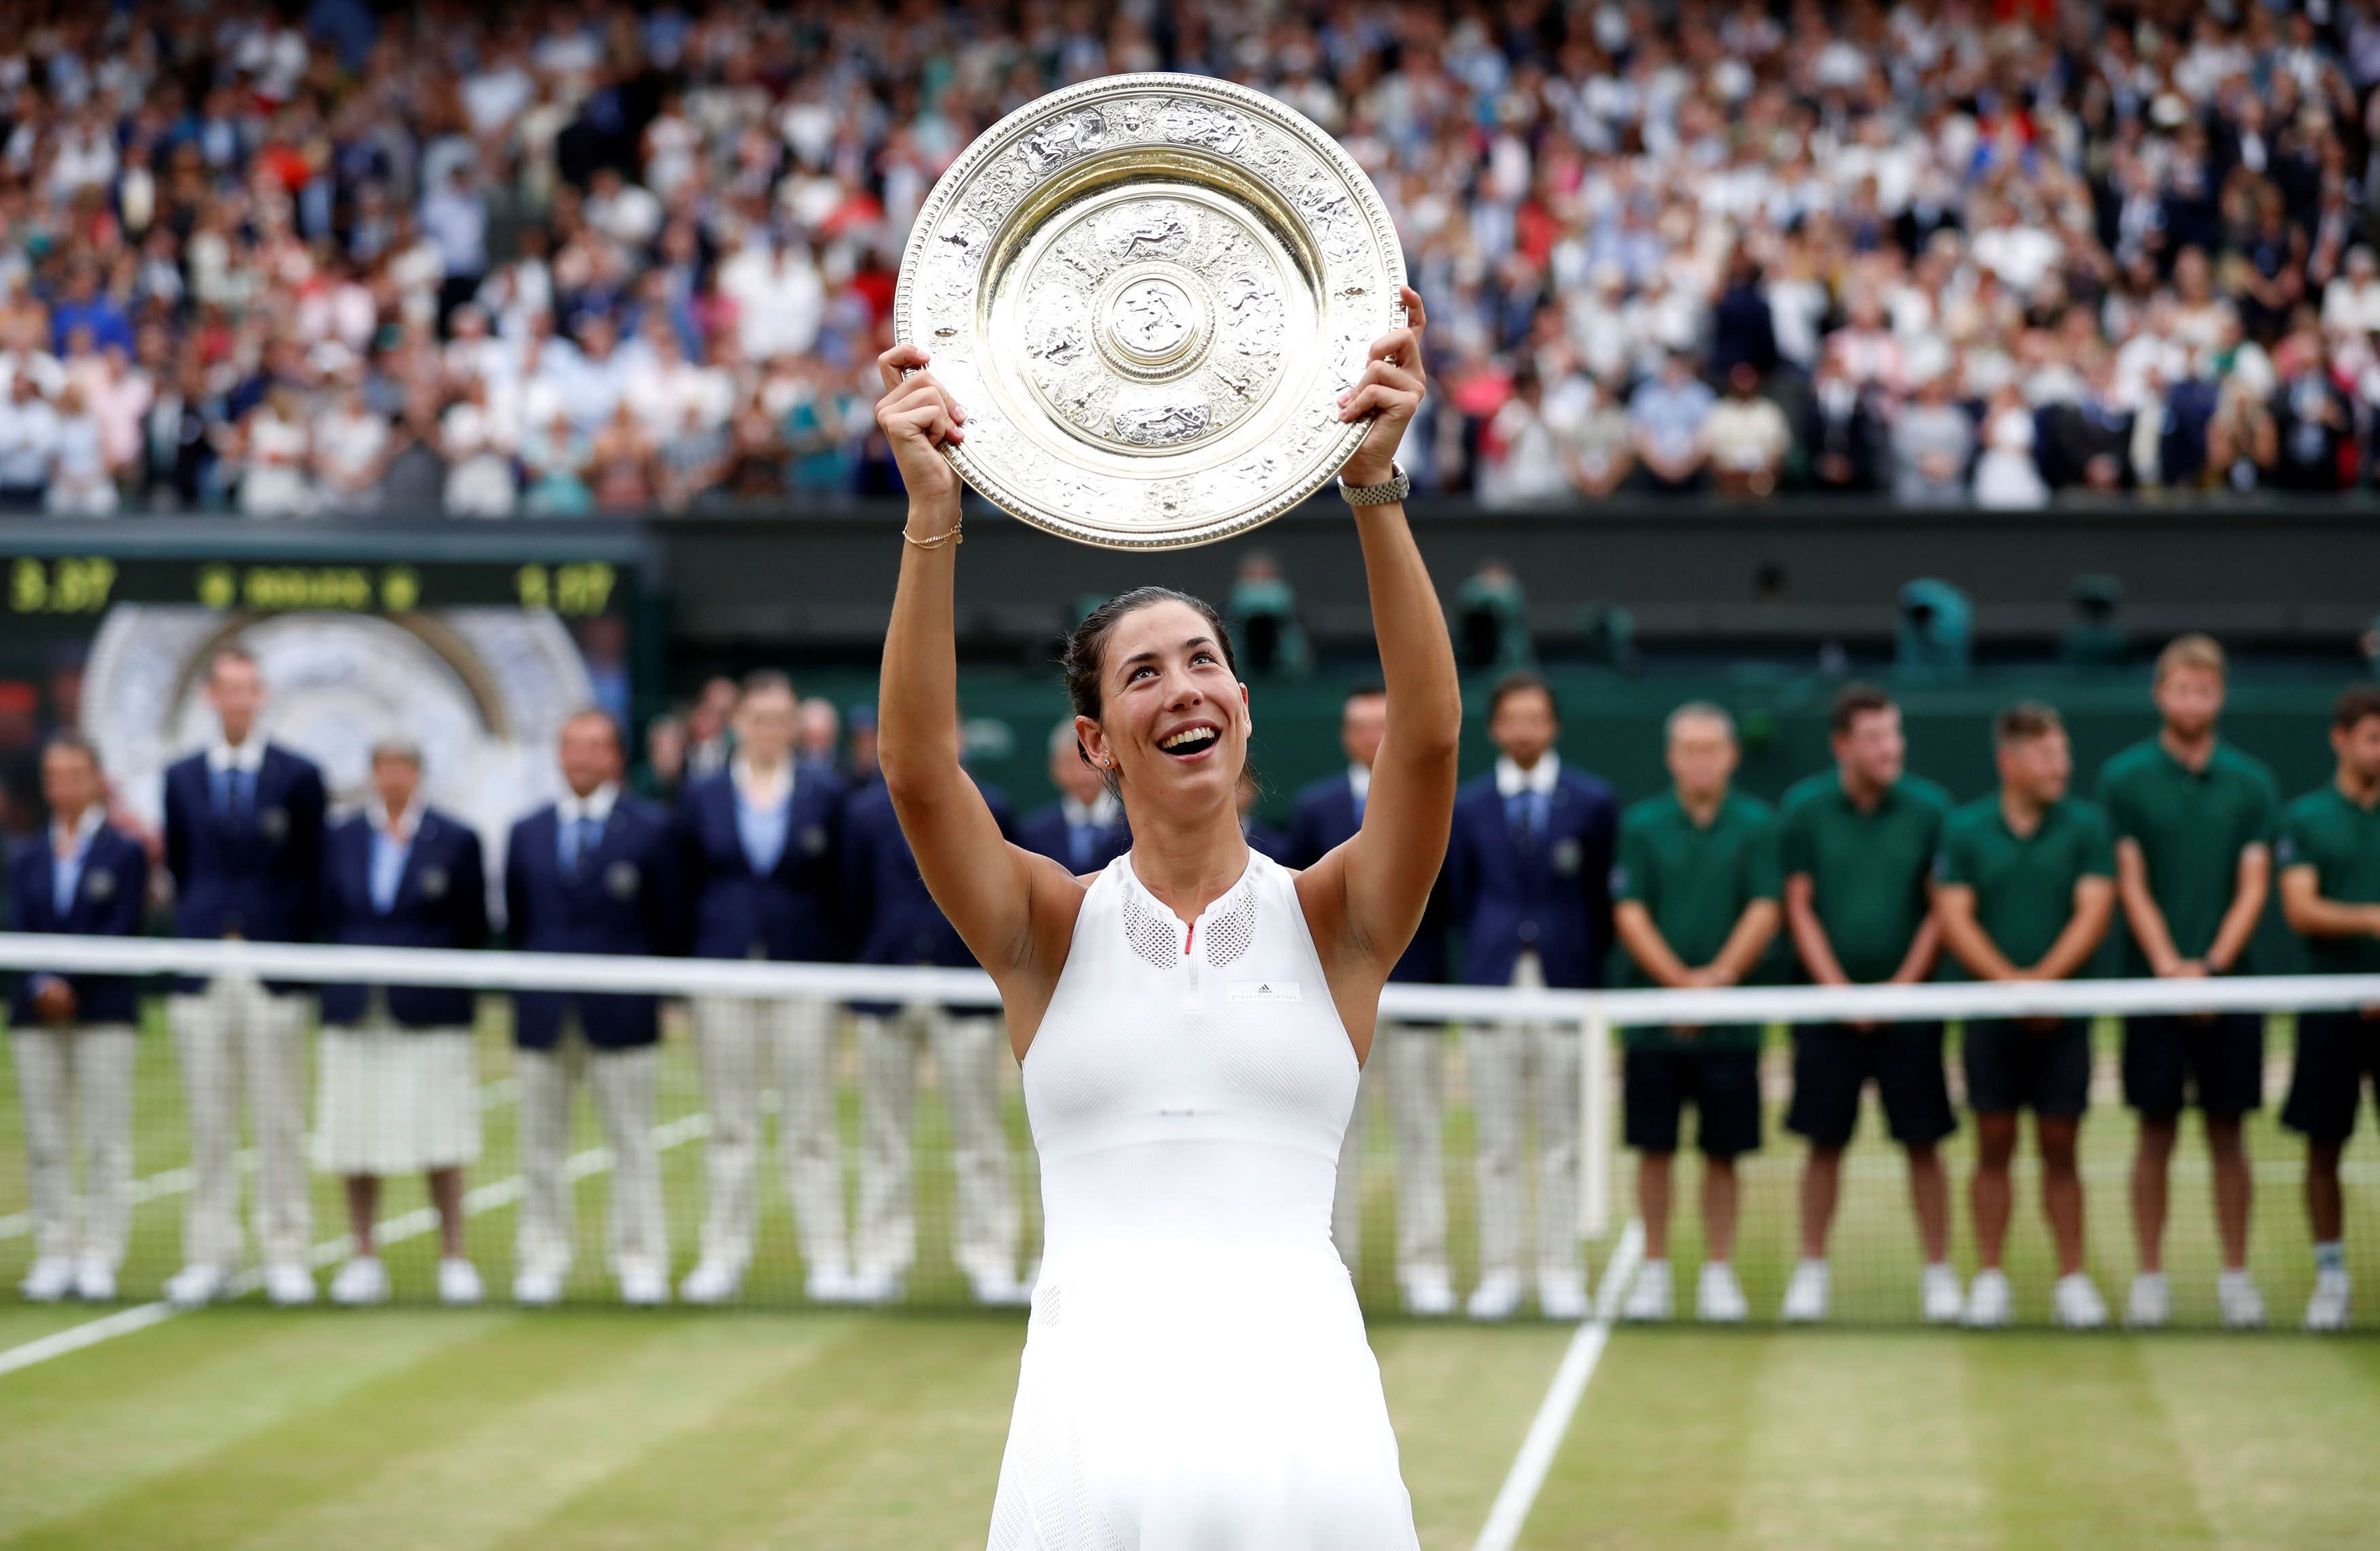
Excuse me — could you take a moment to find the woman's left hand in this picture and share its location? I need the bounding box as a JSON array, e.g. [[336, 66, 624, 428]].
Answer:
[[1337, 285, 1428, 488]]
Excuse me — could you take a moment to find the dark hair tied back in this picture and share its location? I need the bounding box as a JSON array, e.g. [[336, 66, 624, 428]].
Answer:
[[1060, 587, 1239, 791]]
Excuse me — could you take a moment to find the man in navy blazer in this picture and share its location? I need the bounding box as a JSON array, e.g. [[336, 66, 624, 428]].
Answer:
[[841, 747, 1023, 1306], [160, 647, 326, 1309], [1446, 672, 1617, 1321], [315, 738, 490, 1309], [1289, 683, 1457, 1314], [7, 735, 148, 1303], [675, 672, 854, 1306], [504, 709, 685, 1307], [1017, 719, 1130, 877]]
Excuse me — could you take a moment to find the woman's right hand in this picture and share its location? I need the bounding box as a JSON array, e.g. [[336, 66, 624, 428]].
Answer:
[[874, 343, 966, 509]]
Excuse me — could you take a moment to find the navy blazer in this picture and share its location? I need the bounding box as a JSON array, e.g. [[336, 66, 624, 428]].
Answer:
[[677, 763, 846, 961], [318, 807, 489, 1028], [1244, 818, 1294, 865], [5, 823, 150, 1025], [1287, 770, 1450, 985], [843, 776, 1013, 971], [504, 794, 684, 1050], [1016, 800, 1131, 878], [1446, 764, 1618, 989], [163, 744, 326, 991]]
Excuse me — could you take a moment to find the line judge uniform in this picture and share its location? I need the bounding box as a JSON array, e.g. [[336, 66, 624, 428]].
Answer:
[[1017, 790, 1132, 881], [504, 781, 684, 1293], [163, 736, 326, 1280], [842, 774, 1022, 1299], [677, 755, 852, 1293], [1289, 762, 1453, 1294], [315, 802, 488, 1179], [7, 809, 148, 1295], [1446, 752, 1616, 1307]]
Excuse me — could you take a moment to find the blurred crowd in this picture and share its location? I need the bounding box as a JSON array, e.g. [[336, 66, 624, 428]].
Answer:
[[7, 0, 2380, 514]]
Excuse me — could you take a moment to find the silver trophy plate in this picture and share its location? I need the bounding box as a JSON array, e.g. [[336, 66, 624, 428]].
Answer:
[[893, 73, 1406, 549]]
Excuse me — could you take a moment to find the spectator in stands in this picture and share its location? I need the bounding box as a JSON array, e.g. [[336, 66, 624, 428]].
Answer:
[[1973, 383, 2050, 508], [675, 672, 853, 1305], [2275, 684, 2380, 1331], [685, 676, 738, 781], [1290, 685, 1455, 1316], [1775, 684, 1959, 1324], [1800, 356, 1888, 494], [2097, 635, 2279, 1329], [1018, 719, 1129, 879], [795, 698, 841, 770], [313, 738, 489, 1308], [1560, 376, 1635, 498], [7, 734, 148, 1303], [1478, 365, 1572, 508], [1446, 672, 1614, 1320], [2271, 330, 2356, 490], [43, 382, 115, 515], [1704, 363, 1792, 499], [1628, 350, 1713, 495], [504, 709, 685, 1306], [0, 369, 60, 511], [1891, 373, 1976, 505], [1932, 704, 2116, 1331], [160, 647, 327, 1308], [233, 384, 315, 517], [840, 724, 1023, 1306], [1610, 703, 1778, 1325]]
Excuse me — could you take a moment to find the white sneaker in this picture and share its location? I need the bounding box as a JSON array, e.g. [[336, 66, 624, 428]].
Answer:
[[679, 1259, 743, 1305], [1466, 1270, 1524, 1322], [1779, 1259, 1830, 1323], [844, 1267, 905, 1306], [165, 1262, 228, 1308], [1620, 1260, 1672, 1322], [512, 1266, 565, 1307], [803, 1265, 855, 1303], [2053, 1272, 2109, 1330], [1922, 1262, 1965, 1325], [618, 1266, 670, 1306], [1697, 1262, 1749, 1323], [2125, 1272, 2170, 1329], [19, 1257, 75, 1302], [328, 1256, 389, 1306], [1961, 1267, 2012, 1329], [2305, 1267, 2351, 1332], [73, 1257, 116, 1302], [437, 1257, 483, 1306], [264, 1261, 317, 1306], [1400, 1265, 1457, 1316], [2217, 1268, 2267, 1329], [1540, 1267, 1591, 1320], [969, 1268, 1031, 1307]]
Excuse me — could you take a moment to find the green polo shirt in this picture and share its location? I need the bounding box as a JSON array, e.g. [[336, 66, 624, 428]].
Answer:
[[2094, 738, 2279, 974], [1776, 770, 1953, 985], [2277, 783, 2380, 976], [1612, 789, 1778, 1049], [1934, 796, 2113, 971]]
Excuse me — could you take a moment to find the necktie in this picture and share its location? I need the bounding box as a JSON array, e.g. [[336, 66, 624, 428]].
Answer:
[[1069, 821, 1092, 872], [571, 815, 600, 877]]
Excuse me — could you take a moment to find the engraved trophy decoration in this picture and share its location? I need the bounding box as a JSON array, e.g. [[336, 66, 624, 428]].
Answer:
[[893, 74, 1407, 549]]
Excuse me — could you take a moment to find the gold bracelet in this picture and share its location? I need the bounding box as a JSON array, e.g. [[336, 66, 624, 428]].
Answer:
[[902, 523, 963, 550]]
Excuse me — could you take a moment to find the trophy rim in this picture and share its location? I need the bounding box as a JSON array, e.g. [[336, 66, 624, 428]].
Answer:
[[893, 71, 1406, 551]]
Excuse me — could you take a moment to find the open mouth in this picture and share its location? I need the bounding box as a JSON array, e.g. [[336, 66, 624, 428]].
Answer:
[[1157, 723, 1221, 760]]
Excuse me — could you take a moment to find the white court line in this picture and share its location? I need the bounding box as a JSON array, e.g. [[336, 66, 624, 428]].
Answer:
[[0, 1076, 522, 1242], [1472, 1219, 1645, 1551], [0, 1107, 708, 1382]]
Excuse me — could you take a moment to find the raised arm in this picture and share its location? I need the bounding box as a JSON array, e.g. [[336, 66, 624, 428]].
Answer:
[[872, 345, 1082, 1002], [1299, 289, 1462, 976]]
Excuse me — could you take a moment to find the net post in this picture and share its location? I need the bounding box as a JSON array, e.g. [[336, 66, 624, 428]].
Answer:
[[1579, 993, 1613, 1241]]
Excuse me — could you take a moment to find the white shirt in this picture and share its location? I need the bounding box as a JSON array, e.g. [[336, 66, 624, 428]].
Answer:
[[556, 781, 619, 828], [1059, 792, 1121, 830], [731, 755, 794, 809], [207, 735, 267, 777], [1494, 753, 1562, 798], [1346, 764, 1372, 807], [367, 798, 424, 843]]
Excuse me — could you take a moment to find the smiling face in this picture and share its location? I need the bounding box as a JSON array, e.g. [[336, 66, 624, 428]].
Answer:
[[1074, 599, 1248, 821], [2155, 664, 2224, 743]]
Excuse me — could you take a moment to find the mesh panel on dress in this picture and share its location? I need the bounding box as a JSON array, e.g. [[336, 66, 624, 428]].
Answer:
[[1201, 881, 1258, 967], [1121, 886, 1180, 971]]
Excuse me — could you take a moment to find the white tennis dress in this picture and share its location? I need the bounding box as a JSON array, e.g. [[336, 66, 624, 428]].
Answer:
[[987, 850, 1421, 1551]]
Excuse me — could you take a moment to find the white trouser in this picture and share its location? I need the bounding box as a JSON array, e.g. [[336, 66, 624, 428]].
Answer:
[[170, 976, 312, 1269], [1331, 1022, 1452, 1279], [855, 1006, 1018, 1286], [514, 1030, 666, 1282], [690, 993, 849, 1278], [1467, 953, 1580, 1282], [10, 1024, 136, 1269]]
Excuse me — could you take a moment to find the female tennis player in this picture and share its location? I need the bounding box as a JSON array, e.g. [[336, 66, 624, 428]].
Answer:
[[874, 285, 1453, 1550]]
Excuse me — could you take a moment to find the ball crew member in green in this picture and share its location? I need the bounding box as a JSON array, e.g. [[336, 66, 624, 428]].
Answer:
[[1775, 684, 1960, 1323], [2096, 634, 2278, 1329], [2275, 684, 2380, 1331], [1610, 702, 1780, 1324], [1932, 703, 2115, 1329]]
